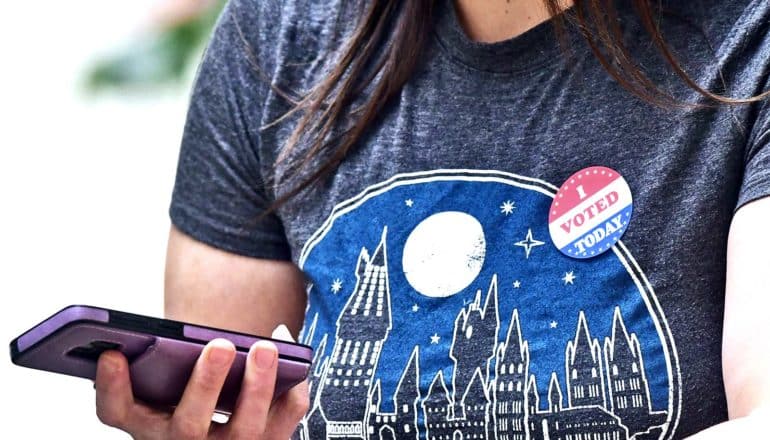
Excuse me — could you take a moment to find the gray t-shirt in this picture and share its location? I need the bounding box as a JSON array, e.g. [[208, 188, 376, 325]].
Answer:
[[170, 0, 770, 438]]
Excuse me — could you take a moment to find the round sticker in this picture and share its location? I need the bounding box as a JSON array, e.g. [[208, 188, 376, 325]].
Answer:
[[548, 166, 633, 259]]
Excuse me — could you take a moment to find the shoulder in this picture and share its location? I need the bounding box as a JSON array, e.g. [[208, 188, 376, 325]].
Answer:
[[666, 0, 769, 50], [224, 0, 359, 82]]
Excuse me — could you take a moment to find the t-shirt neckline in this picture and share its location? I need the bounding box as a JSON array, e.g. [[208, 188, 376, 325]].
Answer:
[[432, 0, 578, 74]]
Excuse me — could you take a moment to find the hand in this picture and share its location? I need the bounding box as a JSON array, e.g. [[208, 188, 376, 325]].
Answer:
[[94, 325, 309, 439]]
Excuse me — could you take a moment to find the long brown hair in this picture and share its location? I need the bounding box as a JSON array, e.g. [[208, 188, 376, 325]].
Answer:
[[263, 0, 769, 212]]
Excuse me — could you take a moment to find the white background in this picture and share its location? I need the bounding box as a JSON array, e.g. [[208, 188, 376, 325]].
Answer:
[[1, 2, 195, 437]]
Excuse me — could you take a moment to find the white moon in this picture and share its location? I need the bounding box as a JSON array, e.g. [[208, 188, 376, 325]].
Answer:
[[402, 211, 486, 298]]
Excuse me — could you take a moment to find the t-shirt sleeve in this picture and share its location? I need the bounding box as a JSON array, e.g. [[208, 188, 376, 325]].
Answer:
[[169, 0, 291, 260], [737, 82, 770, 210]]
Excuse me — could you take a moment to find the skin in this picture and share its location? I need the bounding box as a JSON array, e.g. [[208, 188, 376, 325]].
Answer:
[[94, 0, 769, 437]]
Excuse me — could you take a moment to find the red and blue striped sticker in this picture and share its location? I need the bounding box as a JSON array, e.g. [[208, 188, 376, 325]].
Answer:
[[548, 166, 633, 259]]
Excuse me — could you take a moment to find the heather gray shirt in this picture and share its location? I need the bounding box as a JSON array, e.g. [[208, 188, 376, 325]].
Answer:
[[170, 1, 770, 438]]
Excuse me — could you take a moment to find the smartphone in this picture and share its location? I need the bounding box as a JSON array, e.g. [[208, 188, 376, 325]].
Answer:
[[9, 305, 312, 414]]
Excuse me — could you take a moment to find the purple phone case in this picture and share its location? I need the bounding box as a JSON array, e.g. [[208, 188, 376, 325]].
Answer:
[[10, 306, 312, 414]]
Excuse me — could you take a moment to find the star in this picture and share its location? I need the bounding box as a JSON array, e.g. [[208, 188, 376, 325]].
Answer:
[[405, 199, 414, 207], [514, 228, 545, 259], [430, 333, 441, 344], [562, 271, 576, 285], [412, 304, 420, 312], [331, 278, 343, 294], [500, 200, 516, 215], [513, 280, 521, 289], [550, 321, 558, 329]]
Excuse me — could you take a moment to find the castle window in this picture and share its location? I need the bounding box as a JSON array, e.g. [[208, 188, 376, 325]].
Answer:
[[403, 404, 409, 413], [500, 382, 505, 392], [517, 381, 522, 392], [572, 369, 577, 380], [341, 340, 352, 365], [404, 425, 410, 433], [518, 363, 523, 374], [508, 381, 514, 392], [466, 325, 473, 339], [612, 365, 619, 376], [360, 342, 370, 365], [632, 362, 638, 373], [509, 364, 515, 375], [591, 368, 597, 378]]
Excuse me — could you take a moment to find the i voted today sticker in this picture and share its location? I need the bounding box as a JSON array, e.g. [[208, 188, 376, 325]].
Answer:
[[548, 166, 633, 259]]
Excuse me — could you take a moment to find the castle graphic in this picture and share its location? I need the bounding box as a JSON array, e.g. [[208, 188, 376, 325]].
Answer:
[[297, 229, 668, 440]]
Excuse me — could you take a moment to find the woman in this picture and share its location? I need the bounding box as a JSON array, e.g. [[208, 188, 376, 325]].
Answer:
[[94, 0, 770, 438]]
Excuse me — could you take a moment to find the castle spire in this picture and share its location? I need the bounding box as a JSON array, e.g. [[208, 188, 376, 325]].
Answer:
[[548, 373, 563, 413], [425, 370, 452, 406], [338, 227, 392, 338], [394, 346, 421, 407], [501, 309, 527, 364], [608, 307, 633, 359], [527, 375, 540, 414]]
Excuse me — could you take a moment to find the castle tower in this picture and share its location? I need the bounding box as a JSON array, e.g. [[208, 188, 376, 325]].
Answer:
[[459, 368, 491, 439], [422, 370, 453, 440], [548, 373, 563, 414], [565, 311, 607, 408], [450, 275, 500, 418], [526, 375, 544, 440], [604, 307, 656, 436], [493, 309, 530, 440], [315, 228, 392, 439], [392, 347, 421, 439]]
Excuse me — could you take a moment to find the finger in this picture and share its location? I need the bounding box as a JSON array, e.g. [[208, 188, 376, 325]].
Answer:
[[170, 338, 236, 439], [227, 340, 278, 439], [264, 378, 310, 439], [95, 350, 135, 430]]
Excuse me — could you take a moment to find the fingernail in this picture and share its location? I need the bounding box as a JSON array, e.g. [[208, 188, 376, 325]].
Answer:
[[271, 324, 294, 342], [252, 342, 277, 370], [207, 340, 234, 366]]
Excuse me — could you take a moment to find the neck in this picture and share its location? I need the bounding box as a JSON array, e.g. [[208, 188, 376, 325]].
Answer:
[[453, 0, 573, 43]]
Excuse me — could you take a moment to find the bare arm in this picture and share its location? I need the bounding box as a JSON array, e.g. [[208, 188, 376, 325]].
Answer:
[[164, 225, 307, 337], [685, 196, 770, 438]]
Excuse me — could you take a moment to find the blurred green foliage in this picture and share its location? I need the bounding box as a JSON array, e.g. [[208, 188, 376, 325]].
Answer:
[[85, 2, 224, 92]]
